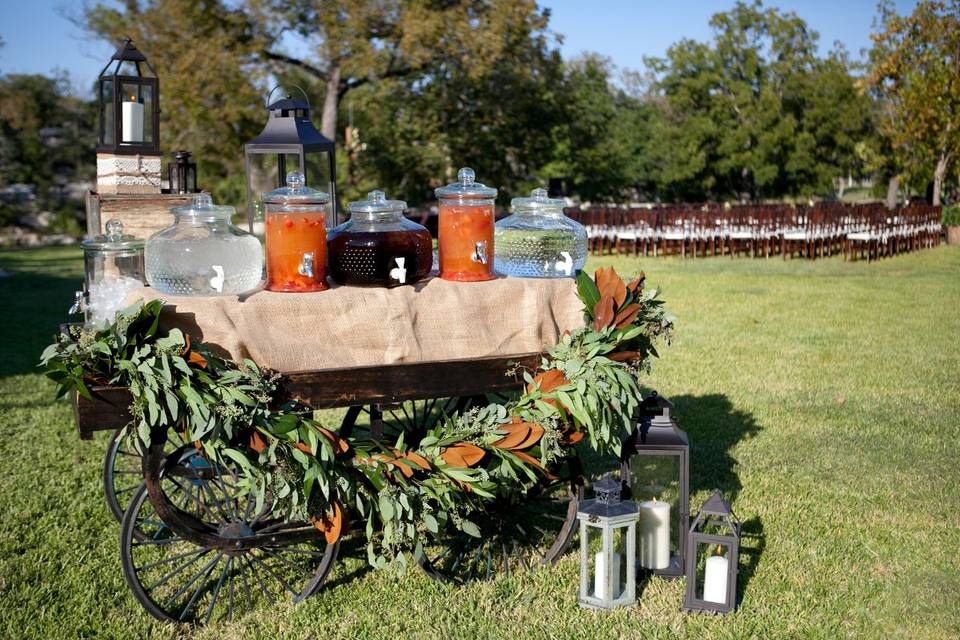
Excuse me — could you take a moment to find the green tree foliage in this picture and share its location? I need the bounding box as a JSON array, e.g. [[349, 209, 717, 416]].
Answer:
[[647, 1, 873, 202], [865, 0, 960, 206]]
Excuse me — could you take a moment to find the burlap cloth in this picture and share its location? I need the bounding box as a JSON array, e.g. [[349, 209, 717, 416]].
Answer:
[[130, 277, 585, 373]]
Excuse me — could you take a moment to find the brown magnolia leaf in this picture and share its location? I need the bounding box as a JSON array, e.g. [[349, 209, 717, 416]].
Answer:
[[527, 369, 569, 395], [293, 441, 312, 455], [593, 294, 615, 331], [561, 430, 585, 445], [626, 272, 645, 293], [608, 351, 640, 362], [594, 266, 617, 298], [512, 422, 545, 450], [316, 426, 350, 455], [180, 333, 191, 356], [311, 501, 345, 544], [187, 350, 208, 369], [399, 450, 432, 471], [249, 431, 268, 453], [440, 443, 485, 468], [512, 450, 557, 481], [595, 266, 627, 307], [613, 303, 641, 328], [492, 421, 533, 449]]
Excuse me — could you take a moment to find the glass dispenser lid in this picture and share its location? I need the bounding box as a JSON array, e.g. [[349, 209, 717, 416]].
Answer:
[[511, 187, 565, 212], [347, 190, 406, 216], [262, 171, 330, 205], [170, 193, 235, 219], [82, 218, 144, 252], [435, 167, 498, 200]]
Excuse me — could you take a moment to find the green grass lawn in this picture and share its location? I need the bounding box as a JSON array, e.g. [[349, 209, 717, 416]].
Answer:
[[1, 246, 959, 639]]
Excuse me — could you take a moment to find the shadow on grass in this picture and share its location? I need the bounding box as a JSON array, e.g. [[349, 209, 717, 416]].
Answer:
[[737, 516, 765, 602], [0, 269, 80, 377]]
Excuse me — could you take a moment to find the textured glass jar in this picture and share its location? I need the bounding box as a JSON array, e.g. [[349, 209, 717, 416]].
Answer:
[[145, 194, 264, 296], [263, 171, 330, 292], [435, 167, 497, 282], [73, 219, 146, 327], [494, 188, 586, 278], [328, 190, 433, 287]]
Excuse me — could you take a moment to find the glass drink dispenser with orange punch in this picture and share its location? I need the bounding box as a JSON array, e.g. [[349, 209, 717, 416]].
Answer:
[[435, 167, 498, 282], [262, 171, 330, 291]]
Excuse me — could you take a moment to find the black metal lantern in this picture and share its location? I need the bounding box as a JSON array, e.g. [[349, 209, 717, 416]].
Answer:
[[97, 39, 160, 156], [621, 391, 689, 578], [167, 150, 198, 194], [683, 491, 741, 614], [244, 86, 338, 232]]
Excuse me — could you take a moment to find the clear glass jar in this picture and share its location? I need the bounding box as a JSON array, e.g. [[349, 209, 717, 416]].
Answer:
[[73, 219, 146, 327], [435, 167, 497, 282], [145, 194, 264, 296], [494, 188, 587, 278], [263, 171, 330, 292], [328, 190, 433, 287]]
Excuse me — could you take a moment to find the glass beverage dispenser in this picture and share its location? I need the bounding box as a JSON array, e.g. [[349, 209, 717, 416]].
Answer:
[[262, 171, 330, 292], [435, 167, 497, 282], [494, 188, 587, 278], [71, 219, 146, 328], [328, 190, 433, 287]]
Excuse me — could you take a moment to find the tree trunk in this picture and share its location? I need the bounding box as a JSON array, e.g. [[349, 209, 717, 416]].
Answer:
[[886, 174, 900, 209], [320, 64, 341, 142], [933, 152, 949, 206]]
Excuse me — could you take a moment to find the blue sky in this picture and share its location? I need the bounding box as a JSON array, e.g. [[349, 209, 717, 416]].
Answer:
[[0, 0, 918, 93]]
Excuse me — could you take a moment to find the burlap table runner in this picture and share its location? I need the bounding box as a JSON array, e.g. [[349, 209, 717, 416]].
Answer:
[[130, 276, 585, 373]]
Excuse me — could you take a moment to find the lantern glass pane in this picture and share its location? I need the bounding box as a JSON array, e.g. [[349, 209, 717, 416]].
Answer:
[[612, 525, 628, 599], [100, 80, 115, 146], [694, 540, 732, 605], [141, 84, 155, 144], [116, 60, 139, 76], [630, 453, 682, 565]]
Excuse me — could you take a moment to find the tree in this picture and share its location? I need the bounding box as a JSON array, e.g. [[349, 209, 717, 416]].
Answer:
[[865, 1, 960, 206], [647, 1, 872, 202]]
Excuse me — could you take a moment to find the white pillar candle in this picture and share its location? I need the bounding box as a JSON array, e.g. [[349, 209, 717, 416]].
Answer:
[[703, 552, 729, 603], [638, 499, 671, 569], [593, 550, 621, 599], [122, 98, 144, 143]]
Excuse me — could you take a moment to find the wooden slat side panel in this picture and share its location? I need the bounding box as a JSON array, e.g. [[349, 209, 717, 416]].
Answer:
[[74, 387, 133, 440]]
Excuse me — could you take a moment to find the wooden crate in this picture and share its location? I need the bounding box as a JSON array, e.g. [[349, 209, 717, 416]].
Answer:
[[86, 191, 195, 240]]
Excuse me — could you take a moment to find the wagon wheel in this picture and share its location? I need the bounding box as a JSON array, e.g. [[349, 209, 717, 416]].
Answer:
[[339, 395, 489, 445], [102, 427, 183, 525], [120, 445, 339, 624], [417, 455, 583, 584]]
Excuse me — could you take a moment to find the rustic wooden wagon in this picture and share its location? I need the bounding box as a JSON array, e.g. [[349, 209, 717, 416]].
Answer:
[[75, 349, 584, 624]]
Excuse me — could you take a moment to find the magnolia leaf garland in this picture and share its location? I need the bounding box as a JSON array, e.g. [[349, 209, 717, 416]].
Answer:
[[41, 267, 673, 568]]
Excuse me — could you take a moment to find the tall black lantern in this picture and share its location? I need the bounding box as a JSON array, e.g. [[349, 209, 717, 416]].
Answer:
[[244, 87, 338, 232], [97, 39, 160, 155], [683, 491, 741, 614], [621, 391, 689, 579], [167, 150, 198, 194]]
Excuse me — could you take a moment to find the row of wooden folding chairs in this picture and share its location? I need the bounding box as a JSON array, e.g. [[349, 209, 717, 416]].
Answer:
[[566, 203, 943, 260]]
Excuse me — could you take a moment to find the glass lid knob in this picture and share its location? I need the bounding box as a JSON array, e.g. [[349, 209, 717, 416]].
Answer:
[[368, 190, 386, 204], [531, 187, 549, 201], [286, 171, 306, 189], [457, 167, 475, 184], [105, 218, 124, 240], [193, 193, 213, 208]]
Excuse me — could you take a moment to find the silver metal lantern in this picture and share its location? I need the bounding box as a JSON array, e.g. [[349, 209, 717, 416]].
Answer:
[[577, 475, 639, 610]]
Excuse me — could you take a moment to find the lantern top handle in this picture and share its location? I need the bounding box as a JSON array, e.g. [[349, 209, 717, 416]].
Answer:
[[265, 84, 311, 113]]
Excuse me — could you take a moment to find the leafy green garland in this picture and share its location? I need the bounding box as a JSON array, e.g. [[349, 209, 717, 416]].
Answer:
[[42, 268, 673, 568]]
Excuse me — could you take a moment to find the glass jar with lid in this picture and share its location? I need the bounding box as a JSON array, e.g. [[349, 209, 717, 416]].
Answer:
[[494, 188, 587, 278], [262, 171, 330, 292], [71, 219, 146, 327], [328, 190, 433, 287], [435, 167, 497, 282], [145, 194, 264, 296]]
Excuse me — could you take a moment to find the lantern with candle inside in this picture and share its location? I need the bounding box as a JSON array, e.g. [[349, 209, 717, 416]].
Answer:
[[621, 391, 689, 579], [96, 39, 159, 156], [576, 475, 639, 610], [683, 490, 741, 614], [244, 86, 338, 234]]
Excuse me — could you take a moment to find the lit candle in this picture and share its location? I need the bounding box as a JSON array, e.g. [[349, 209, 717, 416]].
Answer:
[[638, 498, 670, 569], [703, 546, 728, 603], [122, 96, 144, 142], [593, 551, 621, 599]]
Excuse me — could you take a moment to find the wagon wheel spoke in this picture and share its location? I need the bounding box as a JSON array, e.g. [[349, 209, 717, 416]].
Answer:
[[103, 427, 184, 529], [418, 456, 582, 584], [120, 447, 340, 625]]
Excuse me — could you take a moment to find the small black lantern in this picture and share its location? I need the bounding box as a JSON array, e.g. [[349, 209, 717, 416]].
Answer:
[[167, 150, 198, 194], [97, 38, 160, 156], [683, 491, 741, 614], [244, 86, 338, 232], [621, 391, 689, 578]]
